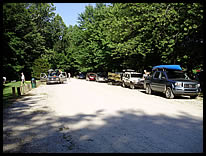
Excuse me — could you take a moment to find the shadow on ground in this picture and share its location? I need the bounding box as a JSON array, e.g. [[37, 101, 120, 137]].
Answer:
[[139, 90, 193, 99], [3, 96, 203, 153]]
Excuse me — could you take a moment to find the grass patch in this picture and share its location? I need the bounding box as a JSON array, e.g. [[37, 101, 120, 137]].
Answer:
[[198, 92, 203, 98], [3, 80, 39, 109]]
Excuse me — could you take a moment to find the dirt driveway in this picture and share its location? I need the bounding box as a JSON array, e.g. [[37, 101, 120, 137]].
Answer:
[[3, 78, 203, 153]]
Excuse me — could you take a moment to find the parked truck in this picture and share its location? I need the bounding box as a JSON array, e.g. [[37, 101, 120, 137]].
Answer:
[[121, 71, 144, 89], [107, 69, 144, 88], [144, 65, 200, 99]]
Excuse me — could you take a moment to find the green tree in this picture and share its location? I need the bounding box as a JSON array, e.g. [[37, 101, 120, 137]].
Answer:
[[3, 3, 203, 79], [32, 58, 51, 79]]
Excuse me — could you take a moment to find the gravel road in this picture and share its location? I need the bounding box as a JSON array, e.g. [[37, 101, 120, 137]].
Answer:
[[3, 78, 203, 153]]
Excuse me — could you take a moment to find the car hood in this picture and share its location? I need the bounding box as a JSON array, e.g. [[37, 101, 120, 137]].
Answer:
[[168, 78, 198, 83], [130, 77, 143, 82]]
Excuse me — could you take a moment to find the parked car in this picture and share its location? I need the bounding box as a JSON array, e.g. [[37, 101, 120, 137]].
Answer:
[[46, 71, 61, 84], [122, 72, 144, 89], [77, 72, 86, 79], [96, 72, 108, 82], [144, 65, 200, 99], [86, 73, 96, 81], [40, 69, 67, 84]]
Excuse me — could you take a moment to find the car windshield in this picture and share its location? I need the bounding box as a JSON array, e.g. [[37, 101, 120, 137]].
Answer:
[[97, 73, 107, 77], [131, 74, 143, 78], [166, 71, 190, 79], [48, 72, 58, 77], [89, 74, 96, 77]]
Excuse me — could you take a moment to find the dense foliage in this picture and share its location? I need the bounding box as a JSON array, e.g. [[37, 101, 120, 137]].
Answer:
[[3, 3, 204, 80]]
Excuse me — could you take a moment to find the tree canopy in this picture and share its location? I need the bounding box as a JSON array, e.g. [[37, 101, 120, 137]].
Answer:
[[3, 3, 204, 80]]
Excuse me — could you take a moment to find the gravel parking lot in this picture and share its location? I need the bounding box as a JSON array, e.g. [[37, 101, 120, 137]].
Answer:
[[3, 78, 203, 153]]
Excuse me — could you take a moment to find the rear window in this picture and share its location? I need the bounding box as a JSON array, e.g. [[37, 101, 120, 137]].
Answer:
[[166, 70, 190, 79], [48, 72, 58, 76], [89, 74, 96, 76], [97, 73, 107, 76], [62, 73, 66, 76]]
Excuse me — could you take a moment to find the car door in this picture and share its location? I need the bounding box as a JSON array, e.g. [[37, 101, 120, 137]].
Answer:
[[40, 73, 47, 82], [60, 72, 67, 82], [158, 72, 167, 92], [124, 74, 129, 86], [151, 71, 161, 91], [122, 73, 126, 84], [126, 74, 131, 86]]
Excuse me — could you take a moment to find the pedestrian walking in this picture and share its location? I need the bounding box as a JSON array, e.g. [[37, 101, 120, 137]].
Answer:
[[21, 72, 25, 85], [68, 72, 71, 81]]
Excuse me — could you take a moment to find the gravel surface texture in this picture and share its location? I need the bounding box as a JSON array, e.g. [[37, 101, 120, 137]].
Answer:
[[3, 78, 203, 153]]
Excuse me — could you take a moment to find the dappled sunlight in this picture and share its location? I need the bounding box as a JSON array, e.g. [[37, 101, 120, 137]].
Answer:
[[50, 109, 202, 153], [3, 79, 203, 153], [4, 104, 203, 152]]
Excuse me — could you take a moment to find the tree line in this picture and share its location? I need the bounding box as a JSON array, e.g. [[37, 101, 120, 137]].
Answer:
[[3, 3, 204, 80]]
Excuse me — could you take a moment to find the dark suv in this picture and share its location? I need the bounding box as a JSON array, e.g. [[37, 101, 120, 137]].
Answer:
[[144, 66, 200, 99]]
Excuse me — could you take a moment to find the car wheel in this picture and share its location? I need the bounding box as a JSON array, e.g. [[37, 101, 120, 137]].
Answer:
[[130, 83, 135, 89], [165, 87, 174, 99], [190, 95, 198, 99], [146, 84, 152, 94]]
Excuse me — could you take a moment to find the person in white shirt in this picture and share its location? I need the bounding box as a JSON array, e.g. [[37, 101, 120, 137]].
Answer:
[[68, 72, 71, 80], [21, 72, 25, 85], [3, 77, 6, 84]]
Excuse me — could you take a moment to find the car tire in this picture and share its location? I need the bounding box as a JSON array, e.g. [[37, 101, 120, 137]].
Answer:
[[146, 84, 152, 94], [165, 87, 174, 99], [190, 95, 198, 99], [130, 83, 135, 89]]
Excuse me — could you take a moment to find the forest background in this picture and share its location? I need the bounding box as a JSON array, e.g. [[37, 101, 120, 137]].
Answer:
[[3, 3, 204, 80]]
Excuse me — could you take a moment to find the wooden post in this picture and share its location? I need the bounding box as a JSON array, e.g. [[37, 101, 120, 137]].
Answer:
[[12, 87, 16, 97], [17, 87, 21, 96]]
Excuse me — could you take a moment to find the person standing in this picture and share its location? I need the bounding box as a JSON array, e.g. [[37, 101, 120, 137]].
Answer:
[[21, 72, 25, 85], [68, 72, 71, 81], [3, 77, 6, 84], [143, 70, 147, 79]]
